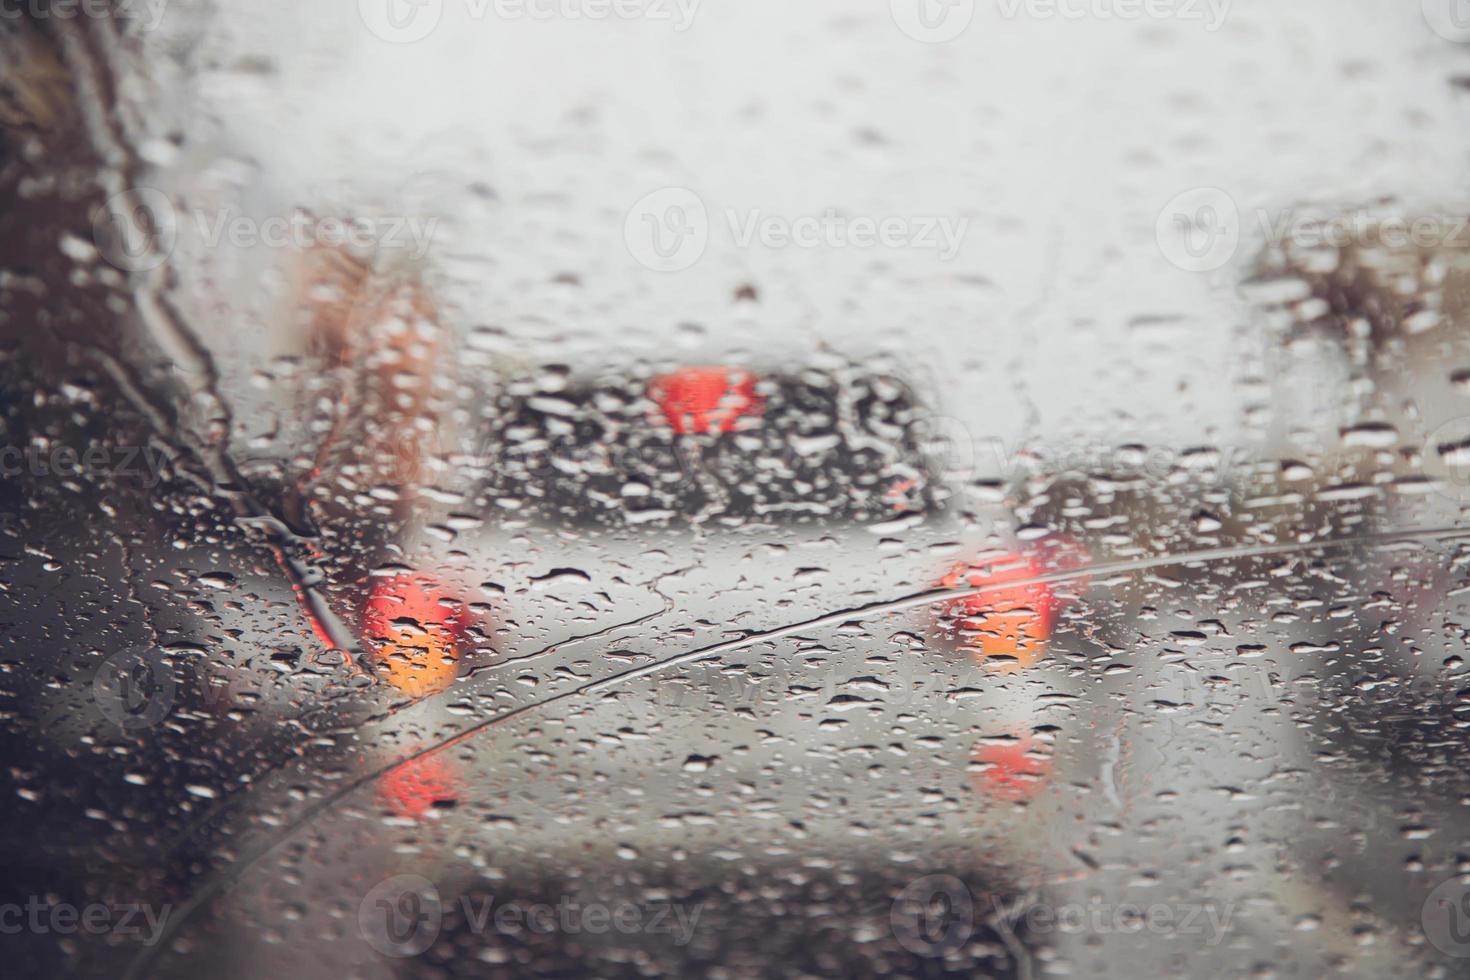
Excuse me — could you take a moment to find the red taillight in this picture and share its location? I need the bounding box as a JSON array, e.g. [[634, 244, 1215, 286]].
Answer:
[[970, 735, 1052, 801], [940, 552, 1059, 623], [648, 367, 762, 435], [938, 553, 1057, 670], [362, 573, 468, 696], [378, 753, 460, 819], [937, 539, 1091, 670]]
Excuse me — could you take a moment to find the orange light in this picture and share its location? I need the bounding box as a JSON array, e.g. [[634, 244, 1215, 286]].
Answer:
[[938, 554, 1056, 670], [362, 573, 467, 697], [970, 735, 1052, 801], [378, 752, 460, 819], [648, 367, 762, 435]]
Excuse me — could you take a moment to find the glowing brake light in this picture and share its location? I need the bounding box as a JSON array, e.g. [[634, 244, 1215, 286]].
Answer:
[[362, 573, 468, 697], [970, 735, 1052, 801], [938, 553, 1057, 670], [378, 753, 460, 819], [648, 367, 762, 435], [937, 538, 1090, 670]]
